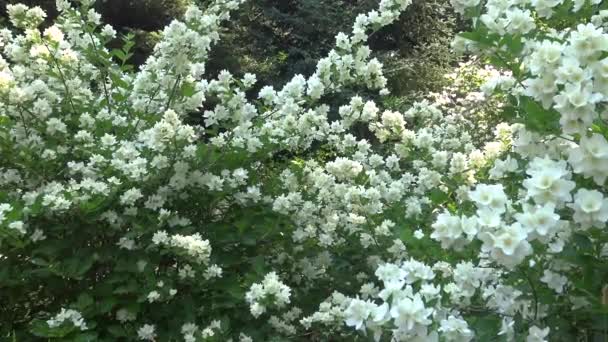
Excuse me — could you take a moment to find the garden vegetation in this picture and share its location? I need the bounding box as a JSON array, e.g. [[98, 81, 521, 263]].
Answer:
[[1, 0, 608, 340]]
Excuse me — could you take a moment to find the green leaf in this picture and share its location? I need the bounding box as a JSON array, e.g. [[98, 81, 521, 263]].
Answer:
[[59, 257, 95, 280], [573, 233, 593, 253], [98, 297, 118, 314], [109, 72, 129, 89], [73, 332, 98, 342], [30, 319, 74, 338], [80, 196, 109, 215], [501, 35, 523, 55], [251, 256, 266, 275], [110, 49, 127, 62], [470, 315, 500, 340], [428, 188, 448, 205], [181, 82, 196, 97], [520, 97, 560, 133], [113, 280, 138, 294], [107, 325, 127, 337], [75, 293, 95, 311]]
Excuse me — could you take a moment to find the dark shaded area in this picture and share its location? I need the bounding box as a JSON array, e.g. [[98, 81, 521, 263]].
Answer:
[[0, 0, 458, 95], [207, 0, 458, 92]]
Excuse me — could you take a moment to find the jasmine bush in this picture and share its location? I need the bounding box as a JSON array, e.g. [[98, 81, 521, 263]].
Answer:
[[1, 0, 607, 341]]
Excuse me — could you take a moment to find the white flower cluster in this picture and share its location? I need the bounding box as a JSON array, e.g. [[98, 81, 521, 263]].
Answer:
[[139, 109, 197, 152], [137, 324, 156, 341], [430, 145, 602, 269], [269, 95, 510, 255], [0, 203, 13, 224], [306, 256, 553, 340], [304, 260, 496, 341], [130, 0, 244, 114], [245, 272, 292, 318], [568, 133, 608, 185], [152, 231, 212, 264], [6, 4, 46, 29], [47, 308, 87, 331], [181, 320, 222, 342], [0, 0, 425, 337]]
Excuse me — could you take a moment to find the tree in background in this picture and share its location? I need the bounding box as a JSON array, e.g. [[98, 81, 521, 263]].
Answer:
[[3, 0, 608, 340], [0, 0, 459, 94], [209, 0, 460, 97]]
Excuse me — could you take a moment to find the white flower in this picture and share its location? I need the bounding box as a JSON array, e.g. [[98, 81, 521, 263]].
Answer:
[[420, 284, 441, 301], [117, 237, 135, 250], [147, 291, 160, 303], [492, 223, 527, 255], [306, 75, 325, 100], [101, 134, 117, 147], [498, 317, 515, 339], [116, 308, 135, 322], [46, 118, 67, 135], [137, 324, 156, 341], [527, 326, 550, 342], [469, 184, 508, 213], [47, 308, 87, 331], [375, 263, 405, 284], [242, 73, 257, 88], [431, 212, 465, 249], [258, 85, 277, 104], [204, 264, 223, 279], [246, 272, 291, 318], [0, 203, 13, 224], [152, 231, 169, 245], [479, 223, 532, 268], [505, 8, 536, 35], [489, 156, 518, 179], [450, 0, 480, 15], [120, 188, 143, 206], [568, 134, 608, 186], [8, 220, 26, 234], [101, 24, 117, 38], [390, 294, 433, 332], [569, 188, 608, 229], [239, 333, 253, 342], [523, 157, 575, 206], [250, 302, 266, 317], [432, 210, 478, 250], [326, 158, 363, 180], [540, 270, 568, 293], [43, 25, 64, 42], [344, 298, 373, 330], [515, 203, 560, 238], [169, 233, 211, 264], [439, 316, 474, 342]]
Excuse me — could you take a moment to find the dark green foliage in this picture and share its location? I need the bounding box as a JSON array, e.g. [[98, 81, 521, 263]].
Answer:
[[208, 0, 459, 95], [207, 0, 378, 86], [384, 0, 458, 95]]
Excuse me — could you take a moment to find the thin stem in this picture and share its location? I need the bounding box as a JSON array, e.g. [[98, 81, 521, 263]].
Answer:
[[16, 108, 30, 139], [557, 135, 576, 143], [129, 84, 164, 135], [42, 41, 78, 117], [164, 74, 183, 112], [522, 268, 539, 321], [492, 52, 526, 90], [84, 28, 113, 116]]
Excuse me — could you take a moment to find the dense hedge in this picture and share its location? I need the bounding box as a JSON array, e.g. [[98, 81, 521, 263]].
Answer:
[[2, 0, 608, 341]]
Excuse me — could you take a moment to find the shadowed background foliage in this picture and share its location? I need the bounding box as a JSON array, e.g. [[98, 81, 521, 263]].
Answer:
[[0, 0, 462, 97]]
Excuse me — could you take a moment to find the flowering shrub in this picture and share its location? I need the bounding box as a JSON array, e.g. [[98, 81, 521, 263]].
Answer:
[[1, 0, 608, 341]]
